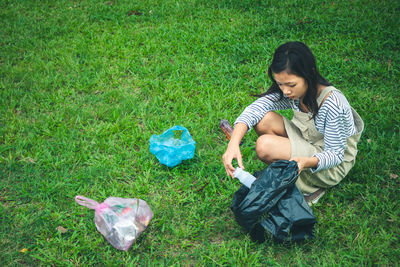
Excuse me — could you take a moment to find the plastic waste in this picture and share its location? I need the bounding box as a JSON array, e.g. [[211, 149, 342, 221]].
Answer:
[[233, 167, 256, 188], [219, 119, 242, 145], [149, 125, 196, 168], [75, 196, 154, 251], [219, 119, 234, 140], [231, 160, 317, 243]]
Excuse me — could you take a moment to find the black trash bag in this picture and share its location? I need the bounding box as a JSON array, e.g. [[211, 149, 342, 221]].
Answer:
[[230, 160, 317, 243]]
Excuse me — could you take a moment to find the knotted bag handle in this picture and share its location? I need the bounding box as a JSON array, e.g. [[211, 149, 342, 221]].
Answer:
[[75, 195, 109, 212], [165, 125, 194, 143]]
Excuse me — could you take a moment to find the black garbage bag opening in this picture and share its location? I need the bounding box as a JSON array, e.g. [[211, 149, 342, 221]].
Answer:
[[231, 160, 317, 243]]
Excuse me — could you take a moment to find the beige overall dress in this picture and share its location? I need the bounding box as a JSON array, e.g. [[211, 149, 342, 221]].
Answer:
[[282, 86, 364, 194]]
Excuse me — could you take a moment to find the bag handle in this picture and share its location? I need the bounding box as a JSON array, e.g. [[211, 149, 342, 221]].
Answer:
[[166, 125, 194, 142], [75, 195, 100, 210]]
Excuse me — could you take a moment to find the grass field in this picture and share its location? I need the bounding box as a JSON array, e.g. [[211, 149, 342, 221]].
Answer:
[[1, 0, 399, 265]]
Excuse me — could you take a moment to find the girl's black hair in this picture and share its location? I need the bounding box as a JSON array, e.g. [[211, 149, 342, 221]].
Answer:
[[259, 41, 331, 118]]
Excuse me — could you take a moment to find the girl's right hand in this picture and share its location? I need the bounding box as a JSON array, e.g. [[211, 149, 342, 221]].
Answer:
[[222, 143, 244, 178]]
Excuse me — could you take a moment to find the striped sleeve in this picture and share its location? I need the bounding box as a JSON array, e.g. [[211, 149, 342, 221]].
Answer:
[[311, 91, 356, 172], [234, 93, 291, 130]]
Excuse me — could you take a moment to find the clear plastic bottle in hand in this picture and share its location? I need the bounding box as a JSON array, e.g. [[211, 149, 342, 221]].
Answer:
[[233, 167, 256, 188]]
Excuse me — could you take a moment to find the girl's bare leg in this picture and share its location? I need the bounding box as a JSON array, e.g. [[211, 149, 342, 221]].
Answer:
[[254, 112, 291, 163]]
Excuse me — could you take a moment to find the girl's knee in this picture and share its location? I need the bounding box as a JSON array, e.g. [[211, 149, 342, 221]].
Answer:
[[255, 134, 291, 163], [254, 111, 286, 136], [255, 135, 274, 162]]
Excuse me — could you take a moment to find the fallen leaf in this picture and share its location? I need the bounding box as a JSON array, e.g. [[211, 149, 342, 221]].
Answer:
[[56, 226, 67, 234], [196, 182, 210, 192], [128, 10, 142, 16], [297, 16, 307, 24], [20, 248, 28, 253], [344, 58, 349, 62], [367, 139, 371, 143], [390, 174, 398, 179], [26, 157, 35, 163]]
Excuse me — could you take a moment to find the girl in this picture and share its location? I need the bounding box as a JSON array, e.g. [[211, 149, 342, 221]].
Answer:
[[222, 41, 364, 202]]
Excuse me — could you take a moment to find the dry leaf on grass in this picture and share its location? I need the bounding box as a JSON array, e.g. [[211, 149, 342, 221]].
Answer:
[[56, 226, 68, 234], [26, 157, 35, 163], [127, 10, 142, 16]]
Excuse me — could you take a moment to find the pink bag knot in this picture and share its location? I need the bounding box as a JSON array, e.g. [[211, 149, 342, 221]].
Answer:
[[95, 203, 109, 212]]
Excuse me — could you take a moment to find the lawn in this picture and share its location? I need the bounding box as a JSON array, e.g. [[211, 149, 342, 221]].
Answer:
[[0, 0, 399, 265]]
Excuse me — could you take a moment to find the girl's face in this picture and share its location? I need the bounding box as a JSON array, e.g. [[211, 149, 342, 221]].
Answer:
[[273, 71, 308, 101]]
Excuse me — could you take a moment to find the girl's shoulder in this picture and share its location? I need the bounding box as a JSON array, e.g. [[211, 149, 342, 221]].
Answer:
[[318, 88, 353, 119], [321, 88, 352, 110]]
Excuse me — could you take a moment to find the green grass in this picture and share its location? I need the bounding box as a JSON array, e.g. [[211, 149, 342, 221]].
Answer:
[[0, 0, 399, 265]]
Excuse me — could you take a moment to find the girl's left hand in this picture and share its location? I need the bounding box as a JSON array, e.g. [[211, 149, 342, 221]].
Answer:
[[290, 157, 305, 173], [290, 157, 318, 173]]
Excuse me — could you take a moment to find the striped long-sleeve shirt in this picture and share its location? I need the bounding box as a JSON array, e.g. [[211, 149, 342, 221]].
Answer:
[[234, 90, 357, 172]]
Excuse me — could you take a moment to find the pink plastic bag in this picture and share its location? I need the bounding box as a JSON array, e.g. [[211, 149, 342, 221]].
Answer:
[[75, 196, 154, 251]]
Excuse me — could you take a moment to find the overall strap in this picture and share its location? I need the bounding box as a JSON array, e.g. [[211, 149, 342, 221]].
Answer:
[[316, 86, 335, 107]]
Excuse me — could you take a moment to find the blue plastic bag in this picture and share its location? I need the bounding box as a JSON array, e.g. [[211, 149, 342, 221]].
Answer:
[[149, 125, 196, 168]]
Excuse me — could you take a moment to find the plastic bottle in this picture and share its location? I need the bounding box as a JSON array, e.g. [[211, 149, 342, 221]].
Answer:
[[233, 167, 256, 188], [219, 119, 233, 140], [219, 119, 242, 145]]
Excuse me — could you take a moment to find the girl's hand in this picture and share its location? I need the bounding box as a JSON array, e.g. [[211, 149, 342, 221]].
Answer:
[[222, 122, 247, 178], [222, 143, 244, 178], [290, 157, 306, 173], [290, 156, 319, 173]]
